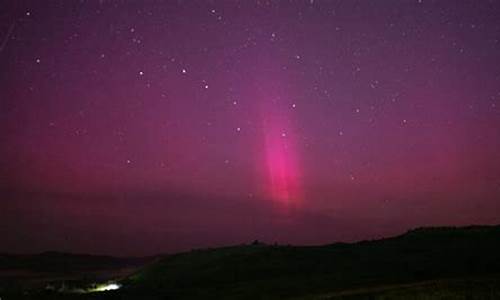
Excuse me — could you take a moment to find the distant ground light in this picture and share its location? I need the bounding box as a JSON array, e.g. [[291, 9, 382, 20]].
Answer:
[[46, 281, 122, 294], [86, 282, 121, 293]]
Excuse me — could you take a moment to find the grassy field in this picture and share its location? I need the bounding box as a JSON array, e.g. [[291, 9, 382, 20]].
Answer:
[[2, 225, 500, 299]]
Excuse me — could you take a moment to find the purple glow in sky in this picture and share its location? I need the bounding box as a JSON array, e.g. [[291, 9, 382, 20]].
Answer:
[[1, 0, 500, 255]]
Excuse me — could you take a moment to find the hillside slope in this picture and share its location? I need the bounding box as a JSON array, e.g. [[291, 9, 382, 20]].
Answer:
[[121, 225, 500, 299]]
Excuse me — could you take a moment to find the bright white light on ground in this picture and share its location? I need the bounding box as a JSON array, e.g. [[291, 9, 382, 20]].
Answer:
[[89, 283, 121, 292]]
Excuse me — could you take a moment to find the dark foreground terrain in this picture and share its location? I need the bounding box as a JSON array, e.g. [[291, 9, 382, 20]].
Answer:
[[2, 225, 500, 299], [0, 252, 152, 295]]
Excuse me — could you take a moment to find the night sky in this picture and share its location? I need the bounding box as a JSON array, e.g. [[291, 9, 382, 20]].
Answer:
[[1, 0, 500, 256]]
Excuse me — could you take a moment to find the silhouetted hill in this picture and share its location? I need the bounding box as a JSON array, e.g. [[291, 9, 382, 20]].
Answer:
[[120, 224, 500, 299], [0, 251, 152, 273]]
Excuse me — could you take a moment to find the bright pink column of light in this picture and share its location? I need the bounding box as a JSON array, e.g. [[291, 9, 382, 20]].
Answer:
[[261, 103, 301, 205]]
